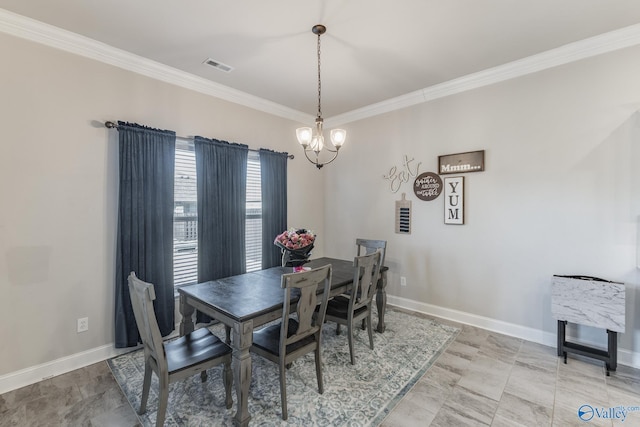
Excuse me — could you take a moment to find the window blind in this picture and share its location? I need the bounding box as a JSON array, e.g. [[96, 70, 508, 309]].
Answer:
[[173, 141, 263, 286]]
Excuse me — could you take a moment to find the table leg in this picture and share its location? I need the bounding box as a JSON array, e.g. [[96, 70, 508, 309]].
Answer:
[[225, 325, 232, 345], [178, 294, 195, 336], [232, 320, 253, 427], [376, 270, 388, 333]]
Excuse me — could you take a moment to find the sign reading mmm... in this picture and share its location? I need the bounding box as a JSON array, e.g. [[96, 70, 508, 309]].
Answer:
[[438, 150, 484, 175]]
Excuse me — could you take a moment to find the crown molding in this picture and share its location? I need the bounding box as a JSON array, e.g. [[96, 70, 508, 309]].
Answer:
[[2, 8, 639, 128], [327, 23, 640, 127], [0, 8, 314, 125]]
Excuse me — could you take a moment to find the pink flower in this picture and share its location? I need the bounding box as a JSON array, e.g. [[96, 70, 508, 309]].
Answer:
[[273, 228, 316, 250]]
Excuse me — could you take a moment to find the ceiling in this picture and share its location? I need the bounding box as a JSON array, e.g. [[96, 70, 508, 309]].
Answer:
[[2, 1, 640, 121]]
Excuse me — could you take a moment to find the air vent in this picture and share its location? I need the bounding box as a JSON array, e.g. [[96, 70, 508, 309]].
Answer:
[[203, 58, 234, 73]]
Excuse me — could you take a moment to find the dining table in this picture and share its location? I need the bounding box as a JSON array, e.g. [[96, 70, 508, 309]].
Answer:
[[177, 256, 389, 427]]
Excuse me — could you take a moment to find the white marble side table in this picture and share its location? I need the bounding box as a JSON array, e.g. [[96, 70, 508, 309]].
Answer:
[[551, 275, 625, 375]]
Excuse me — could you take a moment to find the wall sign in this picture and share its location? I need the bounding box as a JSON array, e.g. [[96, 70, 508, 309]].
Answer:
[[413, 172, 442, 201], [438, 150, 484, 175], [444, 176, 464, 225], [395, 193, 411, 234], [383, 155, 422, 193]]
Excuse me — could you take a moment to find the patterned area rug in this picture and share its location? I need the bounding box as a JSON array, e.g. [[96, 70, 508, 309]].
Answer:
[[108, 308, 459, 426]]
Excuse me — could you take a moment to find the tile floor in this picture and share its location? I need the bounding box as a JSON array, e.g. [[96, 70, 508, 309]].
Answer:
[[1, 309, 639, 426], [381, 313, 640, 427]]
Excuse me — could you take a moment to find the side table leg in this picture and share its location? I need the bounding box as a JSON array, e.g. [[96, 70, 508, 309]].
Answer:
[[557, 320, 566, 358], [607, 330, 617, 375], [376, 270, 388, 333], [179, 294, 195, 336]]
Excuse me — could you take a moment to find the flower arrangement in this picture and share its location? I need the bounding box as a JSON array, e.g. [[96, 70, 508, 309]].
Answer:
[[274, 228, 316, 267], [274, 228, 316, 250]]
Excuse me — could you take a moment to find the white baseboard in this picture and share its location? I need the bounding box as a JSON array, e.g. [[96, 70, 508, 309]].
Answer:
[[0, 344, 130, 395], [386, 295, 640, 370], [3, 302, 638, 395], [0, 324, 184, 395]]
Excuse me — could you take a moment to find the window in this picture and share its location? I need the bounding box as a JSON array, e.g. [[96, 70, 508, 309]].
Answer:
[[172, 140, 263, 286], [173, 139, 198, 286], [245, 151, 262, 272]]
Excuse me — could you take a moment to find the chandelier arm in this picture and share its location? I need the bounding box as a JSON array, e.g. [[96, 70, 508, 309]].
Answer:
[[303, 148, 339, 169], [306, 144, 338, 154]]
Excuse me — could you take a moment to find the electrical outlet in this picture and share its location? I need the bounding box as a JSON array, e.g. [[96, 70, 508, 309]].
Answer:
[[400, 276, 407, 287], [77, 317, 89, 333]]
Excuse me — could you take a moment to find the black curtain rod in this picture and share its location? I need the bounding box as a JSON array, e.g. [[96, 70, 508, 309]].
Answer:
[[104, 121, 294, 159]]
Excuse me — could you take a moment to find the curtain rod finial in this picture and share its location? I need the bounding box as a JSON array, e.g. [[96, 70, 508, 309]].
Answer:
[[105, 121, 117, 129]]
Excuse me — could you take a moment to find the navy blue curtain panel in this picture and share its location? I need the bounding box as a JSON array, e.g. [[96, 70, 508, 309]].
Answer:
[[114, 122, 176, 348], [194, 136, 248, 283], [259, 149, 288, 268]]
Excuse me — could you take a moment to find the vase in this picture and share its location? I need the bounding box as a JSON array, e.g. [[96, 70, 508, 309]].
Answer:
[[278, 243, 314, 268]]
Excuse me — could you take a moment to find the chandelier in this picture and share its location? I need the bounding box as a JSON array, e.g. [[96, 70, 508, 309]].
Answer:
[[296, 25, 346, 169]]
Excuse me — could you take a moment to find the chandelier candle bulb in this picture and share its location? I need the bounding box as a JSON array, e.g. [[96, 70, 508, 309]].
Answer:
[[330, 129, 346, 146], [296, 127, 313, 146]]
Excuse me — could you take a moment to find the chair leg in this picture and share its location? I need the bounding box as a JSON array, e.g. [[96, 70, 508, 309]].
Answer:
[[367, 312, 374, 350], [156, 373, 169, 427], [223, 360, 233, 409], [200, 370, 208, 382], [279, 360, 288, 420], [139, 361, 152, 414], [361, 319, 366, 330], [348, 321, 356, 365], [315, 345, 324, 394], [336, 323, 342, 335]]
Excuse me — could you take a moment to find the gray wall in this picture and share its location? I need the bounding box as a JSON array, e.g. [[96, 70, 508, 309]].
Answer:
[[323, 45, 640, 363]]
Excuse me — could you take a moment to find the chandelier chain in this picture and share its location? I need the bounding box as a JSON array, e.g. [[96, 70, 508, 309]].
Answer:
[[317, 31, 322, 119]]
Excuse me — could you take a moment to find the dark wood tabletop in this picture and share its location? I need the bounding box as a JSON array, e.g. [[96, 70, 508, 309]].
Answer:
[[178, 257, 355, 322]]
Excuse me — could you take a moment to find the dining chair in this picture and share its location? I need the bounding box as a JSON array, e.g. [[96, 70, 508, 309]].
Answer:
[[250, 264, 333, 420], [356, 238, 386, 271], [353, 238, 387, 331], [324, 250, 382, 364], [127, 272, 233, 426]]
